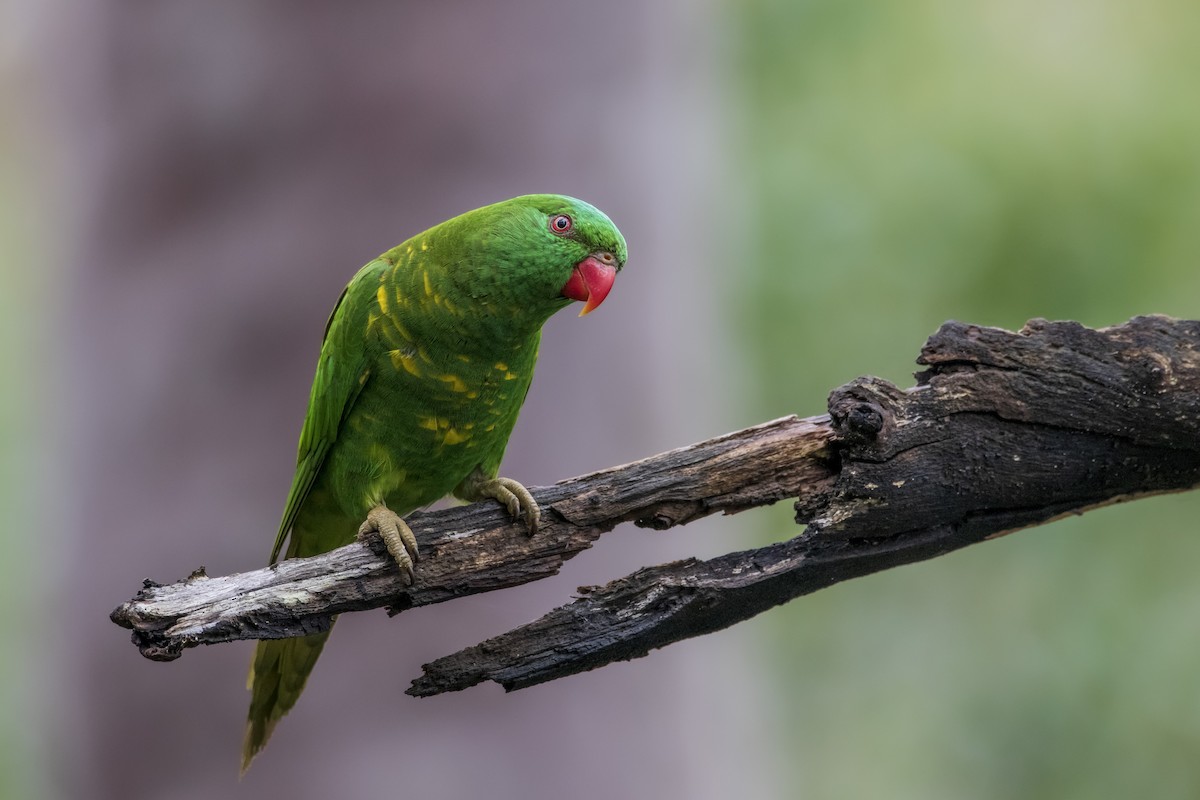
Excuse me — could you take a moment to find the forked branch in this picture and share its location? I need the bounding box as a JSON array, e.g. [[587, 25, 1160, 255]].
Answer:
[[111, 316, 1200, 696]]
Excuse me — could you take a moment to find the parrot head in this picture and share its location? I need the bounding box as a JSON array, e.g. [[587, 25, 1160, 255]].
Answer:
[[537, 196, 625, 316], [443, 194, 627, 322]]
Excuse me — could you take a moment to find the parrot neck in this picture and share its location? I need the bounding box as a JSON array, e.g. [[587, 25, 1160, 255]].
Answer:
[[382, 257, 559, 361]]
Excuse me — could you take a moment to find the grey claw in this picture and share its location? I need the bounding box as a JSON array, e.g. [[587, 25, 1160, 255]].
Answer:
[[357, 506, 419, 584]]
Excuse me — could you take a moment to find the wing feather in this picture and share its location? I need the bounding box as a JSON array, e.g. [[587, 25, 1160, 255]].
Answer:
[[268, 262, 383, 562]]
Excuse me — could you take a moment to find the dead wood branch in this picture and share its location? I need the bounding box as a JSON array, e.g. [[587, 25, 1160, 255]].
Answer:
[[112, 315, 1200, 696]]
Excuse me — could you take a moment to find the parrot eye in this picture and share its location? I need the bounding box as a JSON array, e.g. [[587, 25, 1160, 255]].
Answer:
[[549, 214, 573, 235]]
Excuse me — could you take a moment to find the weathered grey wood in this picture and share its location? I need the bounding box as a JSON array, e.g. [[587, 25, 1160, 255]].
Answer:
[[408, 315, 1200, 696], [111, 415, 837, 660], [113, 315, 1200, 698]]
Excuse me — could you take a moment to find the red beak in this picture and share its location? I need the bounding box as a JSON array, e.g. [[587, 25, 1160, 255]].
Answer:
[[560, 255, 618, 316]]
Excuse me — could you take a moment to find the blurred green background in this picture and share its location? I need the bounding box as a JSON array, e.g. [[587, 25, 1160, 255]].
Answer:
[[2, 0, 1198, 798], [733, 1, 1200, 797], [0, 46, 50, 800]]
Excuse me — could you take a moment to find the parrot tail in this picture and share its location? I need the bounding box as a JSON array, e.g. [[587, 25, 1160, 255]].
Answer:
[[241, 626, 334, 775]]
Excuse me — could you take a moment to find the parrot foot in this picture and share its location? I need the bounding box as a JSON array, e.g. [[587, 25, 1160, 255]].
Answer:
[[358, 505, 419, 585], [477, 477, 540, 535]]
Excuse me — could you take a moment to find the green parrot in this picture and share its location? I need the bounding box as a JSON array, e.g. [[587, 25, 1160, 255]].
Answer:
[[241, 194, 626, 772]]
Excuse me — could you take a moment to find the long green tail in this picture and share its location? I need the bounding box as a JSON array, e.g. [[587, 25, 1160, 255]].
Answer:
[[241, 626, 334, 774], [242, 494, 351, 774]]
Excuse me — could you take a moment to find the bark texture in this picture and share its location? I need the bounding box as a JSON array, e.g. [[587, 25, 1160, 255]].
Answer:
[[112, 315, 1200, 695]]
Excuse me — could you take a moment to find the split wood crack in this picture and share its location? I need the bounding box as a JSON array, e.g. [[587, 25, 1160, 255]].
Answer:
[[111, 315, 1200, 696]]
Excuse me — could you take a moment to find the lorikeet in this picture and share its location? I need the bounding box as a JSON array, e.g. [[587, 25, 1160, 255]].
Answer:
[[241, 195, 626, 772]]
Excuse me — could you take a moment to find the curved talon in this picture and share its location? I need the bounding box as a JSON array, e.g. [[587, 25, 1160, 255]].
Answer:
[[480, 477, 540, 535], [357, 505, 419, 585]]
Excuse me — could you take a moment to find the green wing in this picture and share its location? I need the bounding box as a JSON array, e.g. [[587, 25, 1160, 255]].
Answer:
[[268, 262, 381, 563]]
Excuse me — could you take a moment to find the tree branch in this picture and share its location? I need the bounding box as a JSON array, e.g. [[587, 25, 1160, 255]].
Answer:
[[111, 414, 837, 659], [112, 315, 1200, 696]]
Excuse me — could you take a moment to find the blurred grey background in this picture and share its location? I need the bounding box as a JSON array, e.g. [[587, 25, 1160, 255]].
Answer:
[[2, 1, 1199, 799]]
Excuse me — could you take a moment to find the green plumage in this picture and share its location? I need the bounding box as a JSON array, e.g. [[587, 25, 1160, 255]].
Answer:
[[242, 195, 626, 772]]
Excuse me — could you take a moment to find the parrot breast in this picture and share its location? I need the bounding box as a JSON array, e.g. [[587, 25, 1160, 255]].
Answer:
[[316, 252, 542, 526]]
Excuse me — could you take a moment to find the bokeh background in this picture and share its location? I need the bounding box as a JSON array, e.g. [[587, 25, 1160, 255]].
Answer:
[[2, 1, 1199, 798]]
